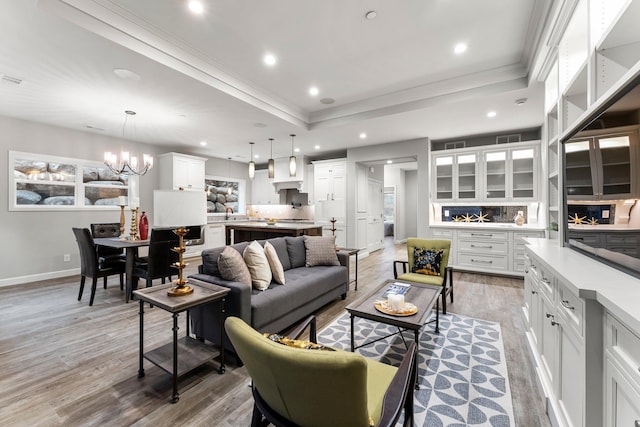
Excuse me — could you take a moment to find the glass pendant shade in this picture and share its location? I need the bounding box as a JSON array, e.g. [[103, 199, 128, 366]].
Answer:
[[289, 134, 297, 177], [248, 142, 255, 179], [268, 138, 275, 179]]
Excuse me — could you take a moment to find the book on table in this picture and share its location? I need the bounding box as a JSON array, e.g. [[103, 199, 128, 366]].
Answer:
[[383, 282, 411, 297]]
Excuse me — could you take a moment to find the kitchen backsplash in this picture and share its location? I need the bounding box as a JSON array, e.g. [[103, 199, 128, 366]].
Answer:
[[441, 205, 528, 223], [247, 204, 315, 220]]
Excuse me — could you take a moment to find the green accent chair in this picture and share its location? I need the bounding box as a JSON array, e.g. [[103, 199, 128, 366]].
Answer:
[[393, 238, 453, 314], [225, 316, 417, 427]]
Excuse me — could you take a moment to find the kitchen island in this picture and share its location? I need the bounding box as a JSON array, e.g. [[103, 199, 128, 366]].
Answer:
[[225, 222, 323, 245]]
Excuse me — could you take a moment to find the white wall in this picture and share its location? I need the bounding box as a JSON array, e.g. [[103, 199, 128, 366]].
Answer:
[[0, 115, 248, 285], [405, 170, 418, 237], [384, 167, 406, 241]]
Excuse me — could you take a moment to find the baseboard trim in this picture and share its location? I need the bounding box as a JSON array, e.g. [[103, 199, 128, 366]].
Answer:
[[0, 268, 79, 288]]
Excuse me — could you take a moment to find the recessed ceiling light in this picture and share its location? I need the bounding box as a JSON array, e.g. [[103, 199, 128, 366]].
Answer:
[[365, 10, 377, 20], [294, 148, 300, 153], [454, 43, 467, 54], [187, 0, 204, 14], [264, 54, 277, 66], [320, 98, 335, 105], [515, 98, 528, 106], [387, 160, 393, 164], [309, 86, 319, 96], [487, 111, 497, 118], [200, 141, 207, 146], [359, 132, 367, 139], [254, 154, 260, 159], [113, 68, 141, 81], [314, 145, 320, 150]]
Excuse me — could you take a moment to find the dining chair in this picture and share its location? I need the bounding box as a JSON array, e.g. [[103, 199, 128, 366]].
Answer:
[[393, 238, 453, 314], [225, 315, 417, 427], [90, 222, 126, 265], [72, 227, 125, 306], [133, 228, 179, 291]]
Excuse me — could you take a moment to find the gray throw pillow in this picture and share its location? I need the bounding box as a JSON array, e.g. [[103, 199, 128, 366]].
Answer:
[[217, 246, 251, 286], [303, 236, 340, 267]]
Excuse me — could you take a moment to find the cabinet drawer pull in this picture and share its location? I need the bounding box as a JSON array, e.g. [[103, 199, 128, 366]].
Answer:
[[471, 233, 493, 237], [531, 290, 537, 295], [561, 300, 575, 310], [470, 244, 493, 249], [524, 268, 529, 273], [471, 259, 493, 264], [546, 313, 559, 326], [541, 277, 551, 284]]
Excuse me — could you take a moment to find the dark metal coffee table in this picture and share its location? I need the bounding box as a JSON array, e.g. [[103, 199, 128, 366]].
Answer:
[[346, 279, 441, 354]]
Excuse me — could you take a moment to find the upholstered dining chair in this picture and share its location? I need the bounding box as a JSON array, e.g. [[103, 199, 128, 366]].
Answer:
[[225, 315, 417, 427], [133, 228, 179, 292], [90, 222, 125, 264], [393, 238, 453, 314], [72, 227, 125, 306]]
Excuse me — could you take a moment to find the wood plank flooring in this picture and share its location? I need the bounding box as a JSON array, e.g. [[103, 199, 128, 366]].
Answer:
[[0, 238, 550, 426]]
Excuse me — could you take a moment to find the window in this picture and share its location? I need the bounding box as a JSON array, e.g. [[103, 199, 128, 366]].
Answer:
[[10, 151, 129, 210], [205, 175, 246, 215]]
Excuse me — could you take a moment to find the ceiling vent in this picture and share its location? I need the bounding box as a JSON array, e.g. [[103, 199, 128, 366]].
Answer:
[[1, 74, 23, 85], [444, 141, 465, 150], [496, 134, 521, 144]]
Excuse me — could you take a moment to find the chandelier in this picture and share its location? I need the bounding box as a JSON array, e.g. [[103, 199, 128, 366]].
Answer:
[[103, 110, 153, 176]]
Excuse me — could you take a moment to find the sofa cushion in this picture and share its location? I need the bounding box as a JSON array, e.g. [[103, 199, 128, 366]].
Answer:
[[412, 247, 443, 276], [250, 265, 347, 330], [218, 246, 252, 286], [244, 241, 272, 291], [286, 236, 307, 269], [304, 236, 340, 267], [264, 241, 286, 285]]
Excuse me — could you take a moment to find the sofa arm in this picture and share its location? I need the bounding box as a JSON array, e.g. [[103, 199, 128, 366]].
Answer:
[[189, 273, 252, 323], [337, 251, 350, 268]]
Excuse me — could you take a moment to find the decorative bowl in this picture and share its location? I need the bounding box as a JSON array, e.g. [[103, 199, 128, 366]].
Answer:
[[266, 218, 278, 225]]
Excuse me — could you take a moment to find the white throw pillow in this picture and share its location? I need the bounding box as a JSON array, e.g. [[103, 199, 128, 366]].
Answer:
[[243, 240, 272, 291], [264, 241, 286, 285]]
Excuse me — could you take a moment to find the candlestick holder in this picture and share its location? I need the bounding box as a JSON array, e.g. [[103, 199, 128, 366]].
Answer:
[[129, 207, 139, 241], [119, 205, 126, 239]]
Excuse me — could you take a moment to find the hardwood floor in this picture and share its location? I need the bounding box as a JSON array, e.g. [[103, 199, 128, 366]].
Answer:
[[0, 238, 550, 426]]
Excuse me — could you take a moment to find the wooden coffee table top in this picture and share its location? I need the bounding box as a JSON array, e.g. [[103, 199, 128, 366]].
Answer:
[[346, 279, 442, 330]]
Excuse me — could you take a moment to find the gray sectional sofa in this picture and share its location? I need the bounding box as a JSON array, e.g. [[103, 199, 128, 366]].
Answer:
[[188, 236, 349, 359]]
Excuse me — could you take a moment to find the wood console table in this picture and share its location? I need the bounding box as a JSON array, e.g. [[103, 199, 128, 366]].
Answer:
[[133, 279, 229, 403]]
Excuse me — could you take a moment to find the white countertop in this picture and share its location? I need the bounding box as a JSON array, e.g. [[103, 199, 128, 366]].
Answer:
[[568, 224, 640, 231], [525, 237, 640, 334], [430, 222, 546, 231]]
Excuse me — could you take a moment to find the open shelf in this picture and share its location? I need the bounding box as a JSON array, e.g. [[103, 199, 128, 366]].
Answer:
[[597, 0, 640, 51]]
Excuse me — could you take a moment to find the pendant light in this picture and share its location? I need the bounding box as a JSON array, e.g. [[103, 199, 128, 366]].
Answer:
[[248, 142, 255, 179], [227, 157, 233, 195], [289, 134, 297, 177], [268, 138, 275, 179]]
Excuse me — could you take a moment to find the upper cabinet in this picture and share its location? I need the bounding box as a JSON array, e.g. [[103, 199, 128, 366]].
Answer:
[[431, 141, 539, 202], [158, 152, 206, 191], [251, 169, 279, 205], [565, 126, 639, 200], [314, 159, 347, 222]]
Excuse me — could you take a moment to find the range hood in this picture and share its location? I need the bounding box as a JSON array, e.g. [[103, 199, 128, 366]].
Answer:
[[279, 188, 308, 206], [272, 156, 306, 192]]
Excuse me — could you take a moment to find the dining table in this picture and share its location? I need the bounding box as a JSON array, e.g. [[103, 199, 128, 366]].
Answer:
[[94, 237, 149, 303]]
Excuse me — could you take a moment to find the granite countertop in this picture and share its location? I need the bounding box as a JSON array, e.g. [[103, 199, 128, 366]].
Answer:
[[225, 221, 323, 230], [430, 222, 546, 231], [525, 237, 640, 335]]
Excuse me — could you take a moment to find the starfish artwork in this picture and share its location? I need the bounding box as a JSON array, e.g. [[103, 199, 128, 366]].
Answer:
[[462, 213, 474, 222], [568, 213, 587, 224], [588, 217, 599, 225], [452, 216, 463, 222], [474, 213, 489, 222]]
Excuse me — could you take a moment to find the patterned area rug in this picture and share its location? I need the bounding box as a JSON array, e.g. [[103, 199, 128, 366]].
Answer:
[[317, 312, 514, 427]]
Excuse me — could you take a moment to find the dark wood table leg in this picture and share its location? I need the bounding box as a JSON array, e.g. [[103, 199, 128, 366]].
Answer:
[[171, 312, 179, 403], [124, 247, 136, 303], [138, 299, 145, 378], [350, 314, 355, 352], [219, 298, 226, 374]]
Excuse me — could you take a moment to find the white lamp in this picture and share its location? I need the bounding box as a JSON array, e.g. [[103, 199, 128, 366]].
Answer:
[[154, 189, 207, 296]]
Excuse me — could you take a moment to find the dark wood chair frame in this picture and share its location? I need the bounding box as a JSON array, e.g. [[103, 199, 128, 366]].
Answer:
[[393, 262, 454, 315], [248, 315, 417, 427]]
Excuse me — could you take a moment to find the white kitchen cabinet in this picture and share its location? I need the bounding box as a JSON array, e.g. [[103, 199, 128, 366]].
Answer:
[[158, 152, 206, 191], [204, 223, 225, 249], [251, 169, 279, 205], [431, 141, 539, 202]]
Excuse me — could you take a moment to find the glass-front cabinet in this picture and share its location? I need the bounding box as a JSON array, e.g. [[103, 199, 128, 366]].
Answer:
[[483, 144, 538, 201], [511, 148, 536, 199], [565, 127, 638, 200], [433, 153, 477, 201], [485, 151, 507, 199]]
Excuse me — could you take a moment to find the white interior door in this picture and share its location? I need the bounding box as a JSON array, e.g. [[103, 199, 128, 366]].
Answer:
[[367, 179, 383, 252]]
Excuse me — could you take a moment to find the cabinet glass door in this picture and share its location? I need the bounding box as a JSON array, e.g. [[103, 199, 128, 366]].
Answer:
[[457, 154, 476, 199], [435, 156, 453, 200], [485, 151, 506, 199], [512, 148, 535, 198], [597, 135, 631, 196], [565, 140, 595, 197]]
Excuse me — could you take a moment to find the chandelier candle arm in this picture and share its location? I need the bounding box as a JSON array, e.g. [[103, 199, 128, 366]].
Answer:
[[103, 110, 153, 176]]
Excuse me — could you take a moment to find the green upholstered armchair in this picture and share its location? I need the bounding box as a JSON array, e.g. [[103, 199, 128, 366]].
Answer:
[[393, 238, 453, 314], [225, 316, 417, 427]]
